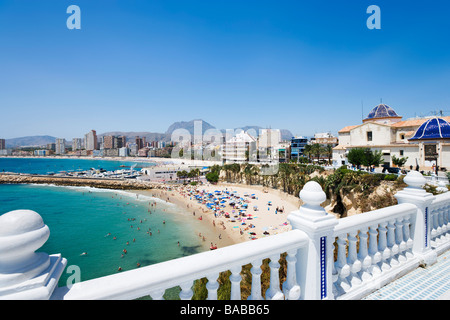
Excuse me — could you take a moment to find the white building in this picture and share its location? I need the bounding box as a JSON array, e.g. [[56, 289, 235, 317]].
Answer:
[[72, 138, 83, 151], [84, 130, 98, 151], [333, 104, 450, 170], [257, 129, 281, 164], [222, 131, 257, 164], [55, 139, 66, 155]]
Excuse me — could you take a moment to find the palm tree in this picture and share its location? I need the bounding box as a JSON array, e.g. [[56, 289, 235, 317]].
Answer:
[[310, 143, 323, 163], [303, 144, 313, 163], [325, 144, 334, 165]]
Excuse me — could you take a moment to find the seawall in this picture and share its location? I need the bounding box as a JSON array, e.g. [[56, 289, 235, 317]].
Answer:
[[0, 173, 154, 190]]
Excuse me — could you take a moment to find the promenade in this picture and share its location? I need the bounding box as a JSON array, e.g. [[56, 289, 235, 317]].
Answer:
[[364, 249, 450, 300]]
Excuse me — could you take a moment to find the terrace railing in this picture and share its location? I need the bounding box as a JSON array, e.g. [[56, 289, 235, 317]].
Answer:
[[0, 171, 449, 300]]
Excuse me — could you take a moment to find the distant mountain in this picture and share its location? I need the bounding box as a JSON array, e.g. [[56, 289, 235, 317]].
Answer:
[[165, 119, 216, 136], [5, 120, 293, 148], [231, 126, 293, 141], [98, 131, 166, 143], [6, 135, 56, 148]]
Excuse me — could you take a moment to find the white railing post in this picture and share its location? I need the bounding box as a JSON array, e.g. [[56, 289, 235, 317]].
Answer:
[[394, 171, 437, 266], [0, 210, 67, 300], [287, 181, 338, 300]]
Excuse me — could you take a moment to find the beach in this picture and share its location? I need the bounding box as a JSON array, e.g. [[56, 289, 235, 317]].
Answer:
[[142, 182, 301, 247], [0, 170, 302, 248], [0, 155, 303, 249]]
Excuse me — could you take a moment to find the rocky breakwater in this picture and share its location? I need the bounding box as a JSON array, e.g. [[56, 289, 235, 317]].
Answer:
[[0, 173, 154, 190]]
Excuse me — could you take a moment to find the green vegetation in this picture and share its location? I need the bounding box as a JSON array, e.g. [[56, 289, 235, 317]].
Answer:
[[347, 148, 383, 169], [392, 155, 409, 168]]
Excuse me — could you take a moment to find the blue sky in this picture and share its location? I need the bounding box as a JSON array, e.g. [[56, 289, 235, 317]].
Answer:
[[1, 0, 450, 139]]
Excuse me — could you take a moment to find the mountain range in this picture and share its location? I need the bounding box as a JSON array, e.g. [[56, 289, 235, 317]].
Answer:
[[5, 120, 294, 147]]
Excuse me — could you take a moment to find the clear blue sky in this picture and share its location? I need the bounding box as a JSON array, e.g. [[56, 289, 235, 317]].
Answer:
[[1, 0, 449, 139]]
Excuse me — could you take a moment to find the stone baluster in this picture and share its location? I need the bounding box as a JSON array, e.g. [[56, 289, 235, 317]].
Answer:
[[0, 210, 67, 300], [248, 259, 263, 300], [346, 230, 362, 288], [265, 254, 284, 300], [402, 215, 414, 260], [229, 266, 242, 300], [395, 217, 407, 264], [331, 254, 339, 298], [387, 219, 399, 267], [437, 205, 445, 240], [149, 289, 165, 300], [368, 224, 382, 277], [442, 205, 449, 238], [179, 280, 194, 300], [206, 273, 220, 300], [282, 249, 301, 300], [395, 171, 437, 266], [287, 181, 338, 300], [444, 204, 450, 239], [357, 227, 372, 282], [377, 221, 391, 271], [431, 207, 439, 244], [335, 234, 351, 294]]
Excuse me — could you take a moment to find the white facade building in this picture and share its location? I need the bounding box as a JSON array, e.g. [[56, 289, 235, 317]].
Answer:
[[55, 139, 66, 155], [333, 104, 450, 170], [222, 131, 257, 164], [84, 130, 98, 151]]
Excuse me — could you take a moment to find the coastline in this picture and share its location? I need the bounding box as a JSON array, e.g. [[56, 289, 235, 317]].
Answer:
[[139, 182, 300, 246], [0, 172, 301, 248], [0, 155, 222, 167]]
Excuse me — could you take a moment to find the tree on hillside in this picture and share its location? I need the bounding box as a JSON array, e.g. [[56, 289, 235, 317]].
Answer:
[[347, 148, 366, 169], [392, 155, 408, 168], [310, 143, 323, 163], [348, 148, 383, 169], [324, 144, 334, 164], [362, 149, 383, 169]]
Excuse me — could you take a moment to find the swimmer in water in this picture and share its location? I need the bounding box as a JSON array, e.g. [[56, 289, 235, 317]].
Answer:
[[80, 252, 87, 256]]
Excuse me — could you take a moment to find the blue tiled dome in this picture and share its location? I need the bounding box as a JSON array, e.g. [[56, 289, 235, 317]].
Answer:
[[364, 104, 400, 121], [410, 117, 450, 141]]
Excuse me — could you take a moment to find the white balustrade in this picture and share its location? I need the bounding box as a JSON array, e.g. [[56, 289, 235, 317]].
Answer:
[[2, 171, 450, 300]]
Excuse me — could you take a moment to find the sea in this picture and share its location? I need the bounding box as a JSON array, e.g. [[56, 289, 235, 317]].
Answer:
[[0, 158, 212, 292], [0, 157, 151, 175]]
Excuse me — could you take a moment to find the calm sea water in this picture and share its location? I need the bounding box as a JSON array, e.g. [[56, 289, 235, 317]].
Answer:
[[0, 157, 153, 175], [0, 158, 210, 291]]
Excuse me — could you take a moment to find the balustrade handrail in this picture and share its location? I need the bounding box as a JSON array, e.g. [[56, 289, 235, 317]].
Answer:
[[51, 229, 309, 300], [431, 191, 450, 207], [333, 203, 417, 236]]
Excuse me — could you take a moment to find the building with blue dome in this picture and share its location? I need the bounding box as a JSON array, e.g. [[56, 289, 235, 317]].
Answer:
[[363, 104, 403, 124], [409, 117, 450, 141], [333, 103, 450, 171]]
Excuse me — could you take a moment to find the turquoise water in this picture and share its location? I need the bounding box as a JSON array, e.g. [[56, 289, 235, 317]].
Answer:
[[0, 157, 153, 175], [0, 184, 208, 288]]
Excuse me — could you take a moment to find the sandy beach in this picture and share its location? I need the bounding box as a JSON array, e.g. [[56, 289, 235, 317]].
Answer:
[[141, 182, 301, 248]]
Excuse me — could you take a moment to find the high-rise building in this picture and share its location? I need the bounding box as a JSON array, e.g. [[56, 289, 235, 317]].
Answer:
[[103, 135, 115, 149], [135, 136, 145, 150], [55, 139, 66, 155], [84, 130, 98, 151], [116, 136, 126, 149], [47, 143, 56, 152], [290, 136, 308, 161], [0, 139, 5, 150], [72, 138, 83, 151], [222, 131, 257, 164]]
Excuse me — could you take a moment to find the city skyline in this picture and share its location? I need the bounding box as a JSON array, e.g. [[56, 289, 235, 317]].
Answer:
[[1, 1, 450, 139]]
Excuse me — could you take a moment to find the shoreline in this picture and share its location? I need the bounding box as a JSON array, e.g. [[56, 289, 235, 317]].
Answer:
[[0, 155, 222, 167], [0, 173, 301, 248], [140, 182, 300, 245]]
